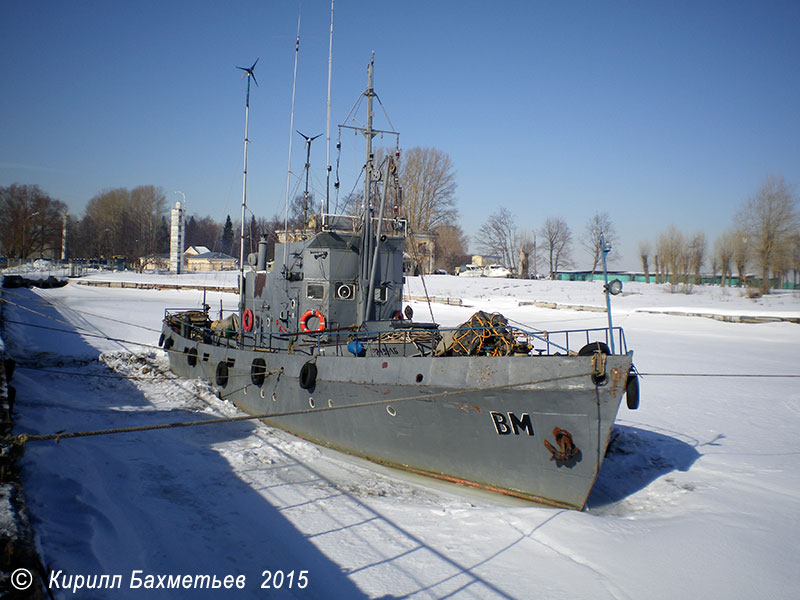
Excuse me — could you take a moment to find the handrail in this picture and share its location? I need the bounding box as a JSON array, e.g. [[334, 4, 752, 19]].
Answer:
[[164, 308, 629, 357]]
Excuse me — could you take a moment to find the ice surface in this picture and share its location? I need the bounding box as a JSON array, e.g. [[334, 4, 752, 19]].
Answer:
[[2, 273, 799, 598]]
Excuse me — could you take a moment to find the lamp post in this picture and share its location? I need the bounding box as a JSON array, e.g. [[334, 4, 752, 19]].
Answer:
[[61, 212, 68, 262], [600, 233, 618, 354]]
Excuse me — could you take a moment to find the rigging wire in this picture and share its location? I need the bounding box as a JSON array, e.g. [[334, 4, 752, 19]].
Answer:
[[3, 287, 163, 333]]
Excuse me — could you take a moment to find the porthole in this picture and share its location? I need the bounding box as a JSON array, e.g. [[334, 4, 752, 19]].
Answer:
[[386, 406, 397, 417], [187, 347, 198, 367], [308, 397, 315, 408]]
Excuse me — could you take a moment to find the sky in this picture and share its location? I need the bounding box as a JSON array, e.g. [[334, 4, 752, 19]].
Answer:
[[2, 1, 799, 270]]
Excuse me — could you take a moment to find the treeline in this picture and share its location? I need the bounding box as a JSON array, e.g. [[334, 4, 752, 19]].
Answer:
[[3, 165, 798, 293], [0, 183, 311, 265], [638, 175, 800, 293]]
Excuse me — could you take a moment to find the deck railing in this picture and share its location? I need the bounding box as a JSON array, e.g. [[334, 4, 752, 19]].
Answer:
[[163, 308, 629, 358]]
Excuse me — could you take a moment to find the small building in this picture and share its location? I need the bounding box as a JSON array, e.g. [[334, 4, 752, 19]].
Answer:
[[184, 246, 237, 272], [554, 270, 638, 282], [139, 253, 170, 271], [471, 255, 502, 268]]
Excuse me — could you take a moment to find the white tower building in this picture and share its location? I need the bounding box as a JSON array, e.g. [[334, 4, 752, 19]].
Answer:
[[169, 201, 184, 274]]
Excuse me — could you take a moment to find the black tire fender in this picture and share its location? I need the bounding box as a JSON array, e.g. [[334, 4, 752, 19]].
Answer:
[[216, 361, 229, 388], [625, 370, 640, 410], [251, 358, 267, 387], [577, 341, 611, 356], [3, 358, 15, 382], [299, 361, 317, 390]]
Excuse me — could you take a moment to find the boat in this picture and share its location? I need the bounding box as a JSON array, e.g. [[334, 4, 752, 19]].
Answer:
[[483, 264, 512, 278], [457, 264, 483, 277], [160, 56, 640, 510]]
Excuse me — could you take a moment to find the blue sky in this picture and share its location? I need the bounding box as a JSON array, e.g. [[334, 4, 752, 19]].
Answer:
[[2, 1, 799, 270]]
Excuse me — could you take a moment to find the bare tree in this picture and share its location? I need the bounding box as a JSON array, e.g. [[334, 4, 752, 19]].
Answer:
[[582, 212, 616, 275], [688, 232, 706, 284], [654, 253, 661, 284], [0, 184, 67, 259], [732, 231, 749, 287], [540, 217, 573, 279], [398, 147, 458, 232], [638, 241, 651, 283], [80, 186, 167, 261], [518, 230, 537, 278], [657, 225, 689, 291], [736, 174, 799, 293], [129, 185, 166, 258], [789, 232, 800, 288], [713, 231, 737, 286], [84, 188, 128, 259], [433, 224, 470, 273], [476, 207, 518, 269]]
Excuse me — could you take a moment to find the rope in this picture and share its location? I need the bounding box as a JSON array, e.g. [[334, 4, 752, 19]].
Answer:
[[0, 291, 162, 334], [7, 371, 593, 447], [638, 372, 800, 378], [405, 230, 436, 322], [2, 318, 161, 350]]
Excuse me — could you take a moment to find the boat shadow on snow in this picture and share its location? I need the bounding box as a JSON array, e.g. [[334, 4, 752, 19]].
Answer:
[[4, 290, 371, 599], [587, 424, 701, 510]]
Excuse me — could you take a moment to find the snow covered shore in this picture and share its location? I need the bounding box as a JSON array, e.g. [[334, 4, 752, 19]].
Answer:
[[1, 273, 799, 598]]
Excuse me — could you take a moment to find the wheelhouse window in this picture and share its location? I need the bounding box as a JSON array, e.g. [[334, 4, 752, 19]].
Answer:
[[307, 283, 326, 300], [373, 285, 389, 304]]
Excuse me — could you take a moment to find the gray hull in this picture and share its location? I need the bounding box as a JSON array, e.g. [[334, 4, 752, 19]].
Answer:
[[163, 325, 632, 510]]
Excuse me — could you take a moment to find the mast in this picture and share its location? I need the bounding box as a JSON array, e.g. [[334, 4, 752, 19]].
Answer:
[[337, 53, 399, 324], [358, 53, 377, 324], [283, 14, 301, 266], [236, 59, 258, 338], [324, 0, 334, 221], [297, 132, 322, 226], [365, 157, 391, 321]]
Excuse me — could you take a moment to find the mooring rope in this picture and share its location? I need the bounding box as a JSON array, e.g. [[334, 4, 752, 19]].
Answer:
[[7, 371, 594, 447], [638, 372, 800, 378]]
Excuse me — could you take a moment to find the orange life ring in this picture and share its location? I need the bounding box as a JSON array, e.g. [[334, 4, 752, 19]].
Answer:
[[242, 308, 254, 332], [299, 309, 326, 333]]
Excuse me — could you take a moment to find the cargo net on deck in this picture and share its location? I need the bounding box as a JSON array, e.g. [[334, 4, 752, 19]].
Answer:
[[435, 311, 531, 357]]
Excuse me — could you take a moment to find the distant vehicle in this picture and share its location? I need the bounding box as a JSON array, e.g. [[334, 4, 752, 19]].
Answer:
[[432, 269, 448, 275], [483, 264, 512, 278], [457, 264, 483, 277]]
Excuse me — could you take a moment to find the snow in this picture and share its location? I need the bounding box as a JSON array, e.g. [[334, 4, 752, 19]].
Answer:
[[2, 272, 799, 598]]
